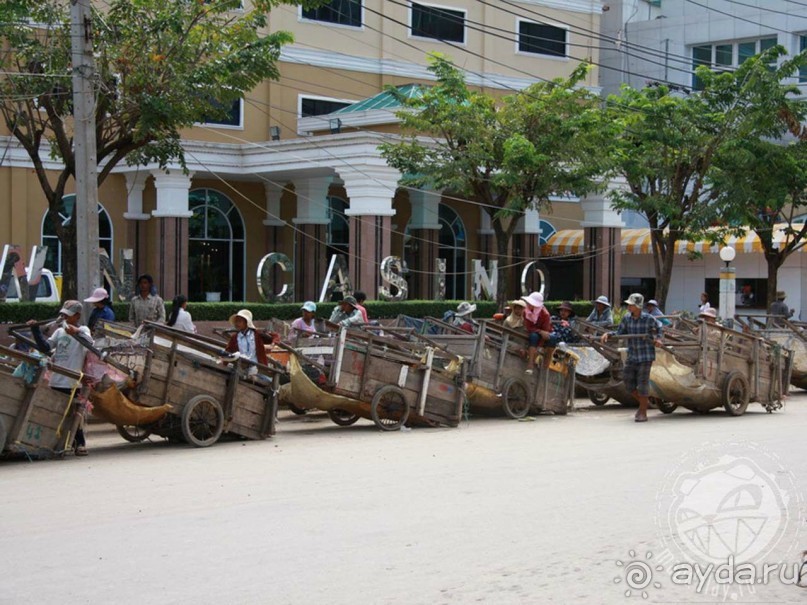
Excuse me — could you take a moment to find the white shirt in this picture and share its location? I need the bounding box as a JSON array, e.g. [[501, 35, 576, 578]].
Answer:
[[699, 302, 711, 313], [47, 325, 92, 389], [237, 330, 258, 364], [172, 308, 196, 333]]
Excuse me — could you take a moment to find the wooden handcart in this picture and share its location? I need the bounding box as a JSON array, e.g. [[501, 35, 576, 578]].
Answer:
[[735, 314, 806, 390], [397, 316, 577, 419], [285, 327, 466, 430], [95, 321, 285, 447], [0, 345, 85, 459]]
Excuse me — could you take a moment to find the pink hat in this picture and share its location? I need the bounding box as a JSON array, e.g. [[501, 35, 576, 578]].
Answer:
[[84, 287, 109, 303], [521, 291, 544, 308], [699, 307, 717, 319]]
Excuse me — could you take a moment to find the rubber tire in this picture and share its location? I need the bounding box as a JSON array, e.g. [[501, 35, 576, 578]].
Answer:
[[116, 424, 152, 443], [328, 408, 360, 426], [588, 391, 610, 406], [181, 395, 225, 447], [287, 403, 308, 416], [370, 385, 410, 431], [502, 378, 531, 419], [654, 400, 678, 414], [722, 371, 750, 416]]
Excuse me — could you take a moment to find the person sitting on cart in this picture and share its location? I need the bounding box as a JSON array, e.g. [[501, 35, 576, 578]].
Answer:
[[601, 293, 663, 423], [522, 291, 553, 375], [27, 300, 94, 456], [645, 299, 671, 327], [503, 299, 526, 329], [699, 307, 718, 325], [222, 309, 269, 377], [586, 295, 613, 326], [354, 291, 370, 324], [329, 296, 365, 328], [84, 287, 115, 334], [446, 301, 477, 333], [291, 301, 318, 338], [550, 301, 579, 345]]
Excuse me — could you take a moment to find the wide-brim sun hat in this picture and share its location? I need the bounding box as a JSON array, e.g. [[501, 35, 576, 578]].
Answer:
[[84, 287, 109, 303], [521, 292, 544, 308], [301, 301, 317, 313], [594, 295, 610, 307], [229, 309, 256, 329], [624, 293, 644, 308], [776, 291, 787, 300], [456, 301, 477, 316], [59, 300, 83, 317], [558, 301, 575, 315], [342, 295, 359, 308], [511, 299, 527, 308], [647, 299, 659, 307], [699, 307, 717, 319]]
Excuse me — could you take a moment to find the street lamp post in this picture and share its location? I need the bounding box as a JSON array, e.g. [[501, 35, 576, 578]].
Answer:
[[719, 246, 736, 328]]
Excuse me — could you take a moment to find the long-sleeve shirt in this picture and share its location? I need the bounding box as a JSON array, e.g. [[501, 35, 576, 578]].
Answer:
[[769, 301, 792, 317], [586, 307, 613, 326], [329, 307, 364, 327], [129, 293, 166, 325], [610, 312, 662, 364]]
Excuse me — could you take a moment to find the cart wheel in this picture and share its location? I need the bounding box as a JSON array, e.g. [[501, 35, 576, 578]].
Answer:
[[502, 378, 531, 419], [116, 424, 152, 443], [653, 399, 678, 414], [328, 408, 360, 426], [181, 395, 224, 447], [287, 403, 308, 416], [588, 391, 610, 406], [722, 372, 750, 416], [370, 385, 410, 431]]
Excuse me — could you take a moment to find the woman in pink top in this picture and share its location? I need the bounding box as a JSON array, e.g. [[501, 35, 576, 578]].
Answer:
[[354, 291, 369, 324], [290, 301, 317, 337]]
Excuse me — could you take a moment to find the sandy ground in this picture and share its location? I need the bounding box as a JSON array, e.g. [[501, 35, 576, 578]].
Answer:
[[1, 396, 806, 605]]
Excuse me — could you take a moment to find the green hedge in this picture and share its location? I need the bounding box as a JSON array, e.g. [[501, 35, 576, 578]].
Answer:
[[0, 299, 596, 323]]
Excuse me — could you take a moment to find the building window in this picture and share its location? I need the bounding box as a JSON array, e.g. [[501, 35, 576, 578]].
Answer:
[[188, 189, 246, 302], [302, 0, 362, 28], [41, 195, 113, 274], [202, 98, 242, 127], [692, 37, 778, 89], [800, 35, 807, 82], [438, 203, 466, 299], [705, 278, 766, 309], [300, 96, 353, 117], [518, 20, 567, 58], [410, 3, 465, 44], [327, 196, 350, 259]]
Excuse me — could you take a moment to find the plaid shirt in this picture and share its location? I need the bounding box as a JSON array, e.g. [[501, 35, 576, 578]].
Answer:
[[612, 311, 662, 364]]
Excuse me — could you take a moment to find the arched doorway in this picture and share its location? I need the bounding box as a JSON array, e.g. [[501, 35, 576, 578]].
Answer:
[[41, 195, 113, 274], [188, 189, 245, 302]]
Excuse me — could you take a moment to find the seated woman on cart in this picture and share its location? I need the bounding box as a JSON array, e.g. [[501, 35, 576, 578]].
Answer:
[[222, 309, 270, 378]]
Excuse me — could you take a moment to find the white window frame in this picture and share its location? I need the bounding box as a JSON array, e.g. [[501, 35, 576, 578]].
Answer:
[[297, 94, 357, 118], [515, 17, 569, 61], [198, 98, 244, 130], [298, 0, 365, 31], [408, 1, 467, 46]]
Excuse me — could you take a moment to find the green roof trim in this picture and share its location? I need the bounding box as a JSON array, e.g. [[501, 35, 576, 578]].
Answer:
[[334, 84, 426, 114]]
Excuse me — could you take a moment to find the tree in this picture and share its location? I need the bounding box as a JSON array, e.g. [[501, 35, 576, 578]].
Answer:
[[380, 54, 609, 306], [605, 48, 805, 309], [711, 138, 807, 307], [0, 0, 323, 299]]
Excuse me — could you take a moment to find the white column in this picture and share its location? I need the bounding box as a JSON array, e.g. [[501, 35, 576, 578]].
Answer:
[[515, 207, 541, 234], [263, 182, 287, 227], [151, 171, 194, 218], [123, 171, 150, 220], [337, 164, 400, 217], [580, 180, 625, 228]]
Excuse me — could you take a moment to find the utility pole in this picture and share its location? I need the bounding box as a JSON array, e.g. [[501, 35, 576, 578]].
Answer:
[[70, 0, 100, 310]]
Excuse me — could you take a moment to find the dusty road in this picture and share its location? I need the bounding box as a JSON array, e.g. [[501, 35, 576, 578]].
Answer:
[[2, 397, 806, 605]]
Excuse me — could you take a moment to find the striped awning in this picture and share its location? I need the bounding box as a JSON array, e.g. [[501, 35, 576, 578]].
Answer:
[[541, 225, 805, 257]]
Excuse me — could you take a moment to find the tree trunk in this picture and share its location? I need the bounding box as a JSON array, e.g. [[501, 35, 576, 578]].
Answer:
[[765, 253, 782, 309], [650, 230, 675, 310], [495, 230, 511, 310]]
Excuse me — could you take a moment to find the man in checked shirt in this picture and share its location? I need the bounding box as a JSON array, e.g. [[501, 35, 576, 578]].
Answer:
[[601, 293, 663, 423]]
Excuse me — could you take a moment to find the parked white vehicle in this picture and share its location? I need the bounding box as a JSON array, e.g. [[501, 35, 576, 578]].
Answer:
[[1, 269, 60, 303]]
